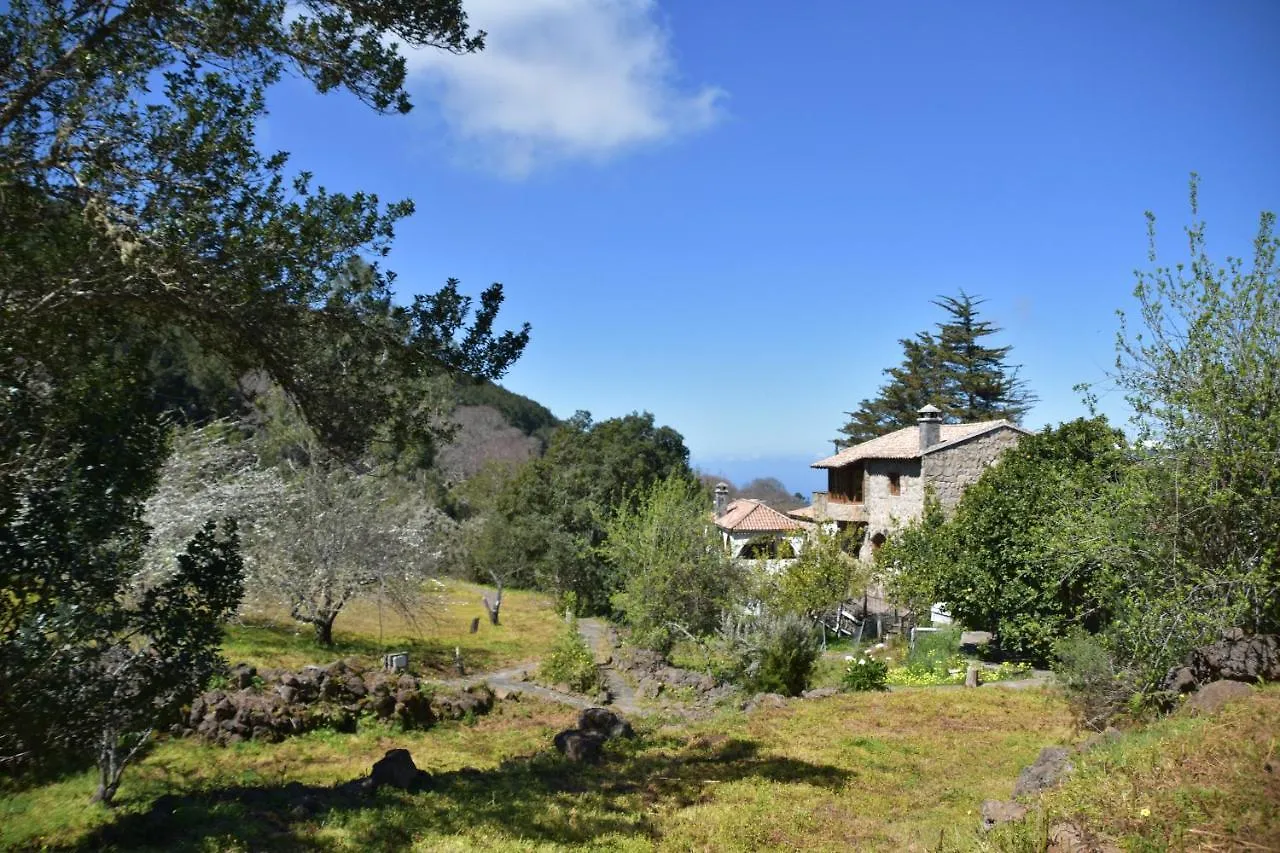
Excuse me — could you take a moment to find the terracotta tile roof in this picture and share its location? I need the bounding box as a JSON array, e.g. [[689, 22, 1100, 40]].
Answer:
[[812, 420, 1028, 469], [715, 499, 804, 533]]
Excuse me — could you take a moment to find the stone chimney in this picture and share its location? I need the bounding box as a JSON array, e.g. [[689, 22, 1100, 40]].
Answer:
[[713, 482, 729, 518], [917, 404, 942, 451]]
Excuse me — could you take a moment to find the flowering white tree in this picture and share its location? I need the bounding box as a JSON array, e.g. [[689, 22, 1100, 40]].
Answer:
[[142, 422, 285, 583], [250, 462, 457, 646], [145, 422, 457, 646]]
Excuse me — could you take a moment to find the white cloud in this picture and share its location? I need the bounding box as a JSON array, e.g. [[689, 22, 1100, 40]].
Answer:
[[403, 0, 725, 175]]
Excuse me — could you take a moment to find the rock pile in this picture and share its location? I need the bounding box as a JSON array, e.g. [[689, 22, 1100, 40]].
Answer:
[[742, 692, 789, 713], [615, 648, 729, 700], [181, 660, 495, 745], [983, 736, 1114, 834], [1184, 679, 1253, 715], [368, 748, 430, 791], [1011, 747, 1074, 798], [1161, 629, 1280, 696], [553, 707, 634, 764]]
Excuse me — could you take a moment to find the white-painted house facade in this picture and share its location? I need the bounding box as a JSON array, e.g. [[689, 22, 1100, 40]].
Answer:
[[712, 488, 808, 560]]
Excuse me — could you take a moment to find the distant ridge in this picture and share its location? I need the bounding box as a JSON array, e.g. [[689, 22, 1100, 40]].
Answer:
[[438, 380, 561, 481]]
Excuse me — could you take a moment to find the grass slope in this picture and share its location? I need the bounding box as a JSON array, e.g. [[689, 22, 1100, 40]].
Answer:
[[223, 581, 561, 675], [972, 684, 1280, 852], [1, 689, 1071, 851], [4, 580, 1275, 851]]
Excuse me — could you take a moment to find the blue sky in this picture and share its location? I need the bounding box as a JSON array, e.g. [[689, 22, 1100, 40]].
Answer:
[[262, 0, 1280, 494]]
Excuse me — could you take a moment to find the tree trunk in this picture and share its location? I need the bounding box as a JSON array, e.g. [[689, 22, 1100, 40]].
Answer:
[[316, 615, 336, 646], [91, 728, 151, 806], [91, 780, 118, 806], [92, 736, 116, 805], [92, 737, 121, 806], [91, 765, 119, 806], [483, 581, 503, 626]]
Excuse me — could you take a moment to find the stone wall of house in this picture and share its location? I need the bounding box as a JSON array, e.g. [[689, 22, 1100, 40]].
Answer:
[[921, 427, 1023, 511], [859, 459, 922, 561]]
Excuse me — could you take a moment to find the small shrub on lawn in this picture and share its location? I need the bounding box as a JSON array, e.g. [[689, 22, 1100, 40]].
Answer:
[[717, 613, 822, 697], [841, 655, 889, 691], [539, 617, 601, 693], [1052, 631, 1136, 730], [748, 615, 823, 697]]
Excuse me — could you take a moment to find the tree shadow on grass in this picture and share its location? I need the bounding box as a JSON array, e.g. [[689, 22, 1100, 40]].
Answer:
[[68, 734, 853, 850]]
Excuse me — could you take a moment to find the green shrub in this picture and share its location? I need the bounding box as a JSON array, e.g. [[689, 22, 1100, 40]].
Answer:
[[747, 615, 822, 697], [1052, 631, 1135, 730], [632, 623, 676, 658], [841, 655, 888, 691], [539, 618, 600, 694]]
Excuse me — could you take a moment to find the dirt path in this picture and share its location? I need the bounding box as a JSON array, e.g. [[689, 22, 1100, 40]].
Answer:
[[436, 661, 595, 709], [432, 618, 643, 716], [577, 617, 641, 714]]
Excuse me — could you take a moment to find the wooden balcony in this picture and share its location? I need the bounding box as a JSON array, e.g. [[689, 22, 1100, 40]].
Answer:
[[810, 492, 867, 524]]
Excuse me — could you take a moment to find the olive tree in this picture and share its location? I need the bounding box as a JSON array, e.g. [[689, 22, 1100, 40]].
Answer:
[[603, 474, 742, 653], [1101, 177, 1280, 682], [760, 525, 864, 620]]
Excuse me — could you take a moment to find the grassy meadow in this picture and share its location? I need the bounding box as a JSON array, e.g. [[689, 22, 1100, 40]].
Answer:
[[976, 685, 1280, 852], [3, 582, 1277, 851], [2, 688, 1073, 851], [223, 581, 562, 675]]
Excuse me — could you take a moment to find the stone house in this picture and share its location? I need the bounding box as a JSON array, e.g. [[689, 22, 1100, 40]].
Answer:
[[796, 405, 1030, 562]]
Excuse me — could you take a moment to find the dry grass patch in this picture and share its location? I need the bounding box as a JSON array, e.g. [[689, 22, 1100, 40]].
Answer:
[[223, 580, 561, 675], [656, 689, 1070, 851]]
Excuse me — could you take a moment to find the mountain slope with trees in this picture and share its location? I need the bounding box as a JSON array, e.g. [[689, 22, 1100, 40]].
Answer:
[[436, 380, 561, 483]]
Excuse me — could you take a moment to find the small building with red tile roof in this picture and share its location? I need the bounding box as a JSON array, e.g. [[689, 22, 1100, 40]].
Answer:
[[714, 497, 809, 559]]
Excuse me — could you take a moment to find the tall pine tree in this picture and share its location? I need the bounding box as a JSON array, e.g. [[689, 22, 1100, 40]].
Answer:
[[837, 292, 1035, 445]]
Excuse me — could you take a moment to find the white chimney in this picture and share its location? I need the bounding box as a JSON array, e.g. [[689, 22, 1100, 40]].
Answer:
[[918, 404, 942, 451]]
